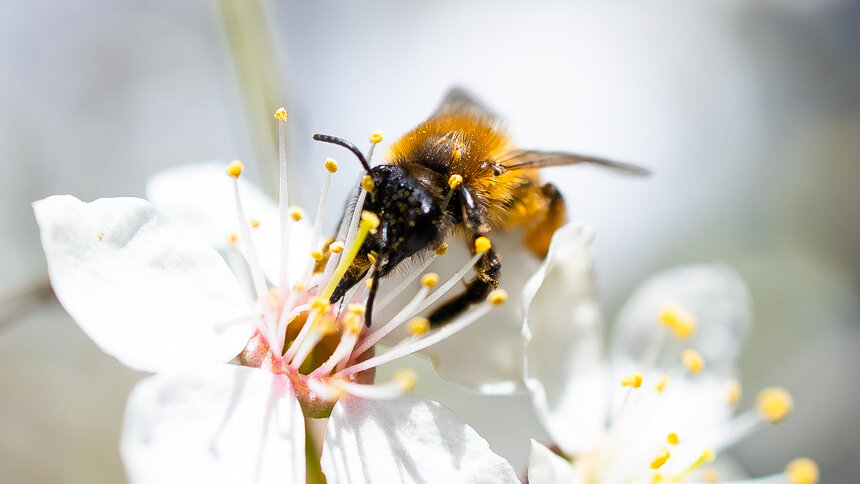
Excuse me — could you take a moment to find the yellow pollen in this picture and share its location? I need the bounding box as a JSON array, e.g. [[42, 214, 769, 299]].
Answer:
[[393, 368, 418, 392], [656, 374, 670, 393], [448, 173, 463, 189], [367, 251, 378, 265], [786, 458, 819, 484], [324, 157, 339, 173], [309, 296, 331, 313], [650, 447, 670, 470], [434, 242, 448, 255], [756, 387, 793, 423], [488, 289, 508, 306], [725, 379, 742, 406], [421, 273, 440, 288], [329, 240, 345, 253], [288, 205, 305, 221], [369, 130, 384, 144], [346, 303, 365, 315], [681, 349, 705, 374], [293, 281, 307, 291], [702, 467, 719, 483], [229, 233, 238, 244], [451, 147, 463, 162], [311, 250, 325, 261], [408, 317, 430, 336], [273, 107, 288, 121], [361, 211, 380, 229], [226, 160, 244, 178], [474, 236, 492, 254], [342, 313, 363, 334], [658, 303, 697, 339], [249, 218, 261, 228], [361, 174, 375, 192], [621, 371, 643, 388], [366, 278, 374, 289], [667, 432, 679, 445], [701, 448, 716, 463]]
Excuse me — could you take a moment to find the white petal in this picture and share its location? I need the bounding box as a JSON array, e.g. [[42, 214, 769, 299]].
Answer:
[[610, 264, 751, 375], [121, 365, 305, 484], [34, 195, 254, 371], [146, 161, 312, 286], [420, 233, 540, 393], [527, 440, 581, 484], [523, 224, 608, 454], [321, 396, 519, 484]]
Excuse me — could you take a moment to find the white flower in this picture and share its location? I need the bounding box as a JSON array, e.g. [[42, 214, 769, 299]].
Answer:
[[33, 114, 519, 483], [522, 224, 819, 484]]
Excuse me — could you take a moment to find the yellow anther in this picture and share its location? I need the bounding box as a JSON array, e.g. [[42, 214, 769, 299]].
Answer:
[[393, 368, 417, 392], [342, 313, 363, 334], [408, 317, 430, 336], [366, 278, 374, 289], [667, 433, 679, 445], [488, 289, 508, 306], [288, 205, 305, 221], [655, 374, 670, 393], [474, 236, 492, 254], [274, 107, 288, 121], [309, 296, 331, 313], [315, 315, 337, 335], [434, 242, 448, 255], [328, 240, 345, 253], [786, 458, 819, 484], [658, 303, 697, 339], [757, 387, 793, 423], [249, 218, 261, 228], [361, 174, 375, 192], [681, 349, 705, 374], [451, 147, 463, 162], [229, 233, 239, 244], [361, 211, 380, 229], [267, 291, 280, 310], [621, 371, 643, 388], [650, 447, 670, 470], [293, 281, 307, 291], [448, 174, 463, 189], [346, 303, 365, 315], [701, 448, 715, 463], [226, 160, 244, 178], [369, 130, 384, 144], [311, 250, 325, 261], [421, 273, 440, 288], [324, 157, 338, 173], [725, 379, 742, 406], [702, 467, 719, 483]]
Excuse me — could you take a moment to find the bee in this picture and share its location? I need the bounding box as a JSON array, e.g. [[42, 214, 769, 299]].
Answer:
[[314, 88, 647, 327]]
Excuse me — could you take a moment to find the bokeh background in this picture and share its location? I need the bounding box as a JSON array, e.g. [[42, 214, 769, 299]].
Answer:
[[1, 0, 858, 482]]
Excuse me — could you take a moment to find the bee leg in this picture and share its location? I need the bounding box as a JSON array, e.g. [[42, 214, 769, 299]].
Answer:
[[428, 236, 501, 327], [522, 183, 566, 259]]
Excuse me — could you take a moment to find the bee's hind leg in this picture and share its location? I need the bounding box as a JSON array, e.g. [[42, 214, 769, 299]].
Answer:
[[427, 235, 501, 327]]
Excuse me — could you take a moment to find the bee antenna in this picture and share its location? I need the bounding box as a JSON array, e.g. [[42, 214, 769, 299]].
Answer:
[[312, 134, 372, 173]]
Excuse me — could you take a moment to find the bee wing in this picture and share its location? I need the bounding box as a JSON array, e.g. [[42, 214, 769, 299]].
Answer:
[[433, 87, 497, 119], [498, 150, 650, 176]]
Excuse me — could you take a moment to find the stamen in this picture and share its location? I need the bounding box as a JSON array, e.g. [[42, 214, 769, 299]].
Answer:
[[324, 158, 338, 173], [681, 349, 705, 374], [702, 467, 720, 483], [226, 160, 244, 178], [249, 218, 261, 228], [273, 109, 292, 287], [323, 190, 366, 284], [361, 174, 375, 193], [474, 236, 492, 254], [330, 370, 416, 400], [375, 256, 436, 312], [310, 312, 363, 377], [367, 130, 383, 163], [288, 313, 336, 370], [301, 159, 337, 284], [621, 371, 643, 388], [408, 317, 430, 336], [757, 387, 793, 423], [329, 240, 345, 253], [786, 458, 819, 484], [320, 211, 378, 301], [658, 303, 697, 339], [392, 368, 417, 392], [667, 433, 679, 445], [288, 206, 305, 221], [649, 447, 670, 470], [725, 379, 742, 406], [671, 448, 715, 481], [405, 252, 483, 319], [353, 276, 434, 356], [421, 273, 440, 288], [655, 374, 670, 393]]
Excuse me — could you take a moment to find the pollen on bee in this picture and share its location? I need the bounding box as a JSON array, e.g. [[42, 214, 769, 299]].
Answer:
[[474, 236, 492, 254], [421, 273, 440, 288], [487, 289, 508, 305], [324, 157, 338, 173], [756, 387, 793, 423], [226, 160, 244, 178], [361, 175, 375, 192], [273, 107, 288, 121], [370, 130, 384, 144], [434, 242, 448, 255], [329, 240, 345, 253], [448, 174, 463, 189]]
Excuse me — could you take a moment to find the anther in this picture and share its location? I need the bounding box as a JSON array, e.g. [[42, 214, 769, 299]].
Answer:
[[448, 174, 463, 189], [311, 250, 325, 261], [434, 242, 448, 255], [367, 252, 378, 265], [421, 273, 440, 288], [249, 218, 261, 228], [650, 447, 670, 470], [658, 303, 697, 339], [488, 289, 508, 305], [324, 157, 338, 173], [474, 236, 492, 254], [725, 380, 742, 406], [229, 233, 238, 244], [786, 458, 819, 484], [366, 278, 374, 289], [361, 211, 380, 229], [347, 303, 365, 315], [393, 368, 418, 392], [756, 387, 793, 423], [681, 349, 705, 374], [667, 433, 679, 445], [329, 241, 345, 253], [309, 296, 331, 313], [274, 107, 288, 121], [362, 175, 375, 192], [621, 371, 643, 388], [655, 374, 670, 393], [369, 130, 384, 144], [226, 160, 244, 178], [293, 281, 307, 291], [288, 205, 305, 221], [408, 317, 430, 336]]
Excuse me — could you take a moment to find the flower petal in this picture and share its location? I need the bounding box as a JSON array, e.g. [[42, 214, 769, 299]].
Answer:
[[610, 264, 751, 375], [523, 224, 608, 455], [121, 365, 305, 484], [146, 161, 312, 287], [33, 195, 254, 371], [322, 395, 519, 483], [527, 440, 581, 484]]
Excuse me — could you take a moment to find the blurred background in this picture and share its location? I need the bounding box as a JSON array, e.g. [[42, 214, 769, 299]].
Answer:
[[1, 0, 858, 482]]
